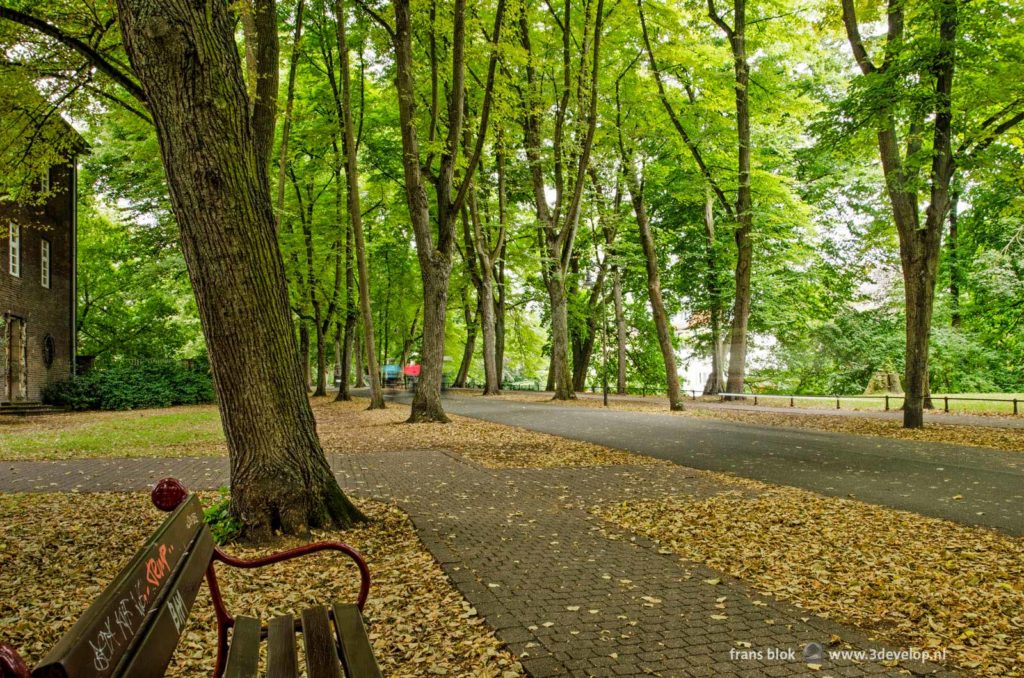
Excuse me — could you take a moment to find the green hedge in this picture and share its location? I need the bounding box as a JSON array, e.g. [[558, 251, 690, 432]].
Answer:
[[43, 361, 215, 411]]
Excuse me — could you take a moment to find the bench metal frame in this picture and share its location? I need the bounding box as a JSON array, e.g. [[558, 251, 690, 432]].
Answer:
[[0, 478, 372, 678]]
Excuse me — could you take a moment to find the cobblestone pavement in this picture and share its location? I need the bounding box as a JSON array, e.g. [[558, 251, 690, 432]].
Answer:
[[2, 453, 955, 677]]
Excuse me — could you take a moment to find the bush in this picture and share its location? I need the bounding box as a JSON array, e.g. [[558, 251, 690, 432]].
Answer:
[[203, 487, 242, 545], [43, 360, 214, 411]]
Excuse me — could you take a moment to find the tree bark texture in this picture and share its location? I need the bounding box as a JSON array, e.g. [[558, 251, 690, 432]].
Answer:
[[115, 0, 364, 538]]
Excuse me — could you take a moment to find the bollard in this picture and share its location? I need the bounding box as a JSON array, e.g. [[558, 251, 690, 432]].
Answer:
[[836, 397, 840, 410], [754, 395, 758, 406], [1015, 398, 1019, 416], [944, 396, 949, 413], [790, 396, 794, 407], [885, 395, 889, 411]]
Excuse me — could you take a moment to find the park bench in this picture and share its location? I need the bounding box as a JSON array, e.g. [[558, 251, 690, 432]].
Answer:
[[0, 478, 383, 678]]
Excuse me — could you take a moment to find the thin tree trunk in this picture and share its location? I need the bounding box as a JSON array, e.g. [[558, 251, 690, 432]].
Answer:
[[390, 0, 504, 421], [467, 174, 502, 395], [709, 0, 754, 398], [299, 322, 311, 390], [336, 161, 356, 401], [613, 267, 627, 394], [334, 326, 344, 392], [841, 0, 957, 428], [617, 85, 682, 409], [313, 309, 327, 396], [518, 0, 603, 401], [949, 186, 960, 328], [274, 0, 306, 221], [454, 289, 478, 388], [115, 0, 363, 539], [354, 324, 365, 387], [623, 169, 683, 410], [495, 243, 507, 382], [334, 0, 383, 408], [703, 189, 725, 394]]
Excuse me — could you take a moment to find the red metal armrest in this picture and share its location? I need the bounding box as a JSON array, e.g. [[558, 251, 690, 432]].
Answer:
[[0, 644, 30, 678], [211, 541, 371, 611]]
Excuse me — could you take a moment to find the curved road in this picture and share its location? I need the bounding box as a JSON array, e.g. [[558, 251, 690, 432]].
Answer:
[[396, 393, 1024, 536]]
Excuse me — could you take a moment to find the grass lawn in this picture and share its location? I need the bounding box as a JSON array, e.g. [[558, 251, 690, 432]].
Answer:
[[0, 406, 225, 460], [0, 398, 650, 467]]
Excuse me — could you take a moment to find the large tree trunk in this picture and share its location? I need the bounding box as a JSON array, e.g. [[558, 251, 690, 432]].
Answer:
[[902, 251, 941, 427], [546, 274, 575, 400], [116, 0, 363, 539], [478, 275, 499, 393], [412, 261, 453, 421], [613, 267, 627, 394], [572, 315, 597, 392], [334, 0, 383, 409]]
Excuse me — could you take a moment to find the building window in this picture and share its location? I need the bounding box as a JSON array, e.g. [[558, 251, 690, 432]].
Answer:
[[40, 168, 51, 193], [42, 335, 55, 369], [41, 238, 51, 288], [8, 223, 19, 277]]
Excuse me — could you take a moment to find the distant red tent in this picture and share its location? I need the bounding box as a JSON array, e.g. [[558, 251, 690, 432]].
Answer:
[[403, 363, 421, 377]]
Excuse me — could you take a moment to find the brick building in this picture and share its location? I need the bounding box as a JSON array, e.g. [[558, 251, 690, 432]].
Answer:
[[1, 155, 78, 403]]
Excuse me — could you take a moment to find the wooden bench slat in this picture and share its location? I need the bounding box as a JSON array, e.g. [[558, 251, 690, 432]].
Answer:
[[331, 604, 383, 678], [112, 529, 215, 678], [223, 616, 261, 678], [301, 606, 342, 678], [267, 614, 299, 678], [33, 495, 204, 678]]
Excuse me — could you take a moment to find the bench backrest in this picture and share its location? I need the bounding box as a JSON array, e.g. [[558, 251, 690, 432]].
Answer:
[[32, 496, 213, 678]]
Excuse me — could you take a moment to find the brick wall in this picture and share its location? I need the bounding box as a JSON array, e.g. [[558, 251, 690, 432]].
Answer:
[[0, 161, 76, 402]]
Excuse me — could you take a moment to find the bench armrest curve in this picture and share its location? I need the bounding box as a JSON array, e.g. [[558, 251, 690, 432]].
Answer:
[[212, 542, 371, 611]]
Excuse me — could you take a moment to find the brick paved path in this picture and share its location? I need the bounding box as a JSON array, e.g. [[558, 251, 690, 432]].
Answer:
[[1, 453, 954, 677]]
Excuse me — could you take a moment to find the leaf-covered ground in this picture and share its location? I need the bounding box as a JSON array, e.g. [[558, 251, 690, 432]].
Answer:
[[312, 397, 654, 468], [0, 492, 524, 677], [595, 484, 1024, 677], [491, 391, 1024, 454]]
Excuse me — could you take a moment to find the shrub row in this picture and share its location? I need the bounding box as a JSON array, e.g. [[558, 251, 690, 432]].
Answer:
[[43, 361, 214, 411]]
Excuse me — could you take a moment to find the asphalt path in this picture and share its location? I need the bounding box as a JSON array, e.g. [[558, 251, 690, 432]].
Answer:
[[393, 392, 1024, 536]]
